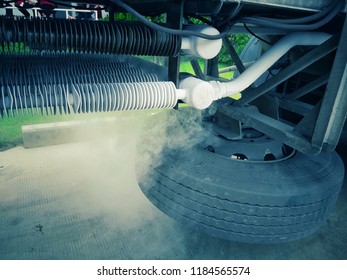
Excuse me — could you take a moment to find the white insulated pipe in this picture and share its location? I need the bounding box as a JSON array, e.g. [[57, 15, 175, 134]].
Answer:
[[178, 32, 332, 109], [210, 32, 332, 99]]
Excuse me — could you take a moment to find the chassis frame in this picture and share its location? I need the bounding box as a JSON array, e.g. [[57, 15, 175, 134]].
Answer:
[[2, 0, 347, 155]]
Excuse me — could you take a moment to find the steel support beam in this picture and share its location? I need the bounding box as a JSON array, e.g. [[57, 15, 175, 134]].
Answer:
[[294, 100, 322, 139], [279, 100, 314, 116], [109, 7, 115, 22], [167, 1, 184, 88], [235, 36, 339, 106], [222, 37, 246, 74], [190, 59, 205, 80], [312, 16, 347, 152], [281, 73, 329, 102], [218, 104, 320, 154], [205, 56, 220, 78]]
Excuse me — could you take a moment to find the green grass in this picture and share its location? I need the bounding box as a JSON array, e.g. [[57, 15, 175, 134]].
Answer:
[[0, 110, 137, 150], [180, 60, 234, 80]]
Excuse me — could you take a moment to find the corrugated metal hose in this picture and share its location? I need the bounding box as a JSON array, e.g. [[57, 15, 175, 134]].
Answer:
[[0, 53, 177, 117], [0, 16, 180, 117]]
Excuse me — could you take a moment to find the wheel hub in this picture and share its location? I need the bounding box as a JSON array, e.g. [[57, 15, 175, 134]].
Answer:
[[203, 123, 294, 162]]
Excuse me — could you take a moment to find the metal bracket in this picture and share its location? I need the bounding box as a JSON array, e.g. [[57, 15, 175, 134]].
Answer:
[[235, 35, 339, 106], [220, 16, 347, 155], [167, 0, 184, 88]]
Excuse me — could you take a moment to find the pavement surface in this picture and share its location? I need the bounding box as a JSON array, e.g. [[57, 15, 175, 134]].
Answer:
[[0, 115, 346, 260]]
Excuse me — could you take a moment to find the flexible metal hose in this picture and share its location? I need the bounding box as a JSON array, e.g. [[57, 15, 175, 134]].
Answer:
[[0, 53, 177, 117], [0, 16, 181, 56]]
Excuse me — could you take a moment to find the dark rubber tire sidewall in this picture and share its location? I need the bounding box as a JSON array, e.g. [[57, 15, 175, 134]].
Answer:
[[138, 146, 344, 243]]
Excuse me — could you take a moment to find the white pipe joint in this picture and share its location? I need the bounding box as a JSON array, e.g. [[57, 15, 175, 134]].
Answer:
[[181, 25, 222, 59], [179, 76, 215, 109]]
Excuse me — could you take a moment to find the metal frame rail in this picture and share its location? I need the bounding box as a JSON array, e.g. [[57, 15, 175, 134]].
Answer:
[[213, 16, 347, 155]]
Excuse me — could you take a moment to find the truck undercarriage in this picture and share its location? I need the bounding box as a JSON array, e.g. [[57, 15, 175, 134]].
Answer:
[[0, 0, 346, 243]]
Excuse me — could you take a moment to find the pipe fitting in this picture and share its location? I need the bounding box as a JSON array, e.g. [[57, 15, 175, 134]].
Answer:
[[181, 25, 223, 59], [179, 76, 215, 109]]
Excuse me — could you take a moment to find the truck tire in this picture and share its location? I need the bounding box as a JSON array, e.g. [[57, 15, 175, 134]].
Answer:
[[137, 143, 344, 243]]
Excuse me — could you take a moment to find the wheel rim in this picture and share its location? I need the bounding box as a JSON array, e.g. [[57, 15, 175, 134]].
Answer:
[[201, 123, 295, 162]]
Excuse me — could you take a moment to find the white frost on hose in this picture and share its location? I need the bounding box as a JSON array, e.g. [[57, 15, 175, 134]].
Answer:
[[178, 32, 332, 109], [210, 32, 332, 99]]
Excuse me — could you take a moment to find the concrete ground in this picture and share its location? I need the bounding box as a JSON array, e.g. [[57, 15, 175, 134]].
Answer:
[[0, 115, 346, 260]]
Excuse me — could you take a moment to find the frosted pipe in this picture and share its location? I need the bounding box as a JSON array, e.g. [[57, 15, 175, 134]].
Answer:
[[209, 32, 332, 100]]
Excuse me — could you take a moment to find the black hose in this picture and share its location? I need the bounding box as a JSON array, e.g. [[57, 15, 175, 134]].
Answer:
[[110, 0, 230, 40], [246, 1, 338, 24], [111, 0, 343, 37], [0, 16, 181, 56], [241, 1, 343, 31]]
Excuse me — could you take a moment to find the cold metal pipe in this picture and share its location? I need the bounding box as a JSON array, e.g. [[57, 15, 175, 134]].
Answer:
[[210, 32, 332, 99]]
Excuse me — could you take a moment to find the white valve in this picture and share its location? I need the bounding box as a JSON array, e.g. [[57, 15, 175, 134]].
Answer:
[[179, 76, 215, 110], [181, 25, 222, 60]]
